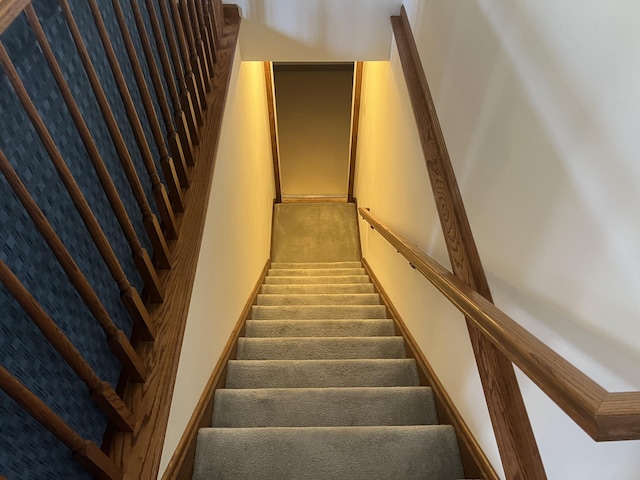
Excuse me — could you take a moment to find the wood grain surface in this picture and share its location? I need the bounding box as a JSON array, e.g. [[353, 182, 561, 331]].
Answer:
[[348, 61, 363, 203], [263, 61, 282, 203]]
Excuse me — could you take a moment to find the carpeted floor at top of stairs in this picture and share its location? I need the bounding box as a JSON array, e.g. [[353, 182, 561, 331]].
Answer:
[[192, 203, 465, 479]]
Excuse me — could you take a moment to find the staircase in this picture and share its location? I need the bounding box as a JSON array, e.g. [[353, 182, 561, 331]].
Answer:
[[192, 204, 465, 479]]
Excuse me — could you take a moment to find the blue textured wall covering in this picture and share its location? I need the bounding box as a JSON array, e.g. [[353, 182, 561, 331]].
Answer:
[[0, 0, 178, 477]]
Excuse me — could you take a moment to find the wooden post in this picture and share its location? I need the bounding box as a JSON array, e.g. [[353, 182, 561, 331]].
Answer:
[[0, 149, 146, 383], [60, 0, 179, 241], [0, 365, 124, 480], [25, 5, 164, 303], [0, 42, 157, 342], [0, 259, 136, 432], [153, 0, 201, 149], [129, 0, 191, 187], [166, 0, 204, 125]]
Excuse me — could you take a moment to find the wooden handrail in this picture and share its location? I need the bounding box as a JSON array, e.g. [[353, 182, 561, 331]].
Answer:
[[0, 365, 123, 480], [0, 259, 136, 432], [0, 0, 29, 34], [360, 207, 640, 441]]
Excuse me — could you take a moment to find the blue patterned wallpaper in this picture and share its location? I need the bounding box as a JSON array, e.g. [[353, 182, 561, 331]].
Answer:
[[0, 1, 180, 478]]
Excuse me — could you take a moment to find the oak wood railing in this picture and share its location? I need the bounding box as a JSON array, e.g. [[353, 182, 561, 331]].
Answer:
[[360, 208, 640, 442], [0, 0, 230, 478]]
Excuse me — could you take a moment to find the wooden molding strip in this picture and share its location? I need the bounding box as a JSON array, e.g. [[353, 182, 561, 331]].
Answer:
[[348, 61, 363, 203], [360, 207, 640, 442], [104, 10, 242, 478], [162, 259, 271, 480], [391, 7, 546, 478], [263, 61, 282, 203], [362, 257, 498, 480]]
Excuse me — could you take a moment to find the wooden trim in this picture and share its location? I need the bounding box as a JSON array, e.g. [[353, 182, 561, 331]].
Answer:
[[104, 11, 241, 478], [263, 62, 281, 203], [391, 7, 546, 478], [281, 196, 348, 203], [0, 0, 29, 34], [347, 61, 363, 203], [273, 62, 355, 72], [362, 258, 498, 480], [360, 207, 640, 442], [161, 259, 271, 480], [0, 365, 123, 480]]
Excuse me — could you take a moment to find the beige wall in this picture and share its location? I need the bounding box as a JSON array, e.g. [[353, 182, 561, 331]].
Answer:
[[275, 67, 353, 197], [355, 1, 640, 478], [158, 52, 275, 476]]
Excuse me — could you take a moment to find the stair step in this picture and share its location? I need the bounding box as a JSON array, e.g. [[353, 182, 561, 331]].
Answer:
[[256, 293, 380, 306], [237, 337, 406, 360], [212, 387, 438, 427], [245, 319, 396, 337], [270, 261, 362, 269], [226, 359, 420, 388], [268, 267, 366, 276], [193, 425, 463, 480], [251, 305, 387, 320], [264, 275, 371, 285], [261, 283, 375, 294]]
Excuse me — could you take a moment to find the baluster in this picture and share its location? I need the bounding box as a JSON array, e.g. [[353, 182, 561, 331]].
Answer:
[[166, 0, 204, 125], [0, 149, 146, 382], [180, 0, 210, 96], [86, 0, 185, 216], [0, 259, 136, 431], [129, 0, 190, 186], [153, 0, 200, 149], [210, 0, 225, 46], [25, 5, 164, 303], [0, 365, 123, 480], [198, 0, 217, 72], [0, 44, 157, 343], [58, 1, 174, 260], [188, 0, 212, 89]]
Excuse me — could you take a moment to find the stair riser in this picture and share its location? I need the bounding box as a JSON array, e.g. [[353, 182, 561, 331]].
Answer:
[[244, 320, 396, 338], [268, 268, 366, 276], [256, 293, 380, 306], [261, 284, 375, 294], [226, 360, 420, 389], [251, 305, 387, 320], [213, 387, 438, 427], [270, 262, 362, 269], [263, 275, 371, 285]]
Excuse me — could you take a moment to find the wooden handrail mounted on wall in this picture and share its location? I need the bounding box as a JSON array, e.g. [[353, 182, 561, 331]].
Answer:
[[360, 208, 640, 442], [390, 7, 546, 478]]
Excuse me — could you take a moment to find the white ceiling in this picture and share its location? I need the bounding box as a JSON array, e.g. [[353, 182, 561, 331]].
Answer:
[[233, 0, 403, 61]]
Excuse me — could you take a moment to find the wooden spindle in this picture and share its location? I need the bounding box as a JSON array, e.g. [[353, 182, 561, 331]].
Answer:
[[87, 0, 185, 216], [58, 0, 173, 265], [180, 0, 210, 98], [25, 5, 164, 303], [153, 0, 200, 149], [0, 259, 136, 432], [0, 43, 156, 342], [166, 0, 204, 125], [197, 0, 217, 74], [188, 0, 212, 89], [0, 149, 146, 383], [0, 365, 123, 480], [201, 0, 218, 66], [211, 0, 225, 46], [129, 0, 190, 187]]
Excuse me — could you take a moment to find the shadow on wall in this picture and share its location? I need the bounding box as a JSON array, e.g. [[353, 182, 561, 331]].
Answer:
[[405, 0, 640, 388]]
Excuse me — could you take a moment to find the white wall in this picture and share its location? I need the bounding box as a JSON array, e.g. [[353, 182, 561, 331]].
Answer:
[[158, 51, 275, 476], [355, 1, 640, 478], [233, 0, 402, 61]]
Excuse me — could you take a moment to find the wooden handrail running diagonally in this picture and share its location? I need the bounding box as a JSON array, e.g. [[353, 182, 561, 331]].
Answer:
[[359, 207, 640, 442]]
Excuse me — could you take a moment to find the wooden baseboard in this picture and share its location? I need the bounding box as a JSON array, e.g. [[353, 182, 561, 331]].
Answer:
[[362, 257, 498, 480], [161, 258, 270, 480]]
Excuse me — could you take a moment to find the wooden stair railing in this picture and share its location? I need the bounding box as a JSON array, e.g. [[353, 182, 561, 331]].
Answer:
[[360, 207, 640, 442], [0, 0, 231, 478], [390, 7, 545, 478]]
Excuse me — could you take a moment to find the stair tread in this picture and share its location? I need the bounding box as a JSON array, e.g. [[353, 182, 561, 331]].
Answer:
[[261, 283, 375, 294], [251, 304, 388, 320], [213, 387, 438, 427], [193, 425, 463, 480], [270, 261, 362, 269], [256, 293, 381, 305], [245, 319, 396, 337], [264, 275, 371, 284], [268, 267, 366, 276]]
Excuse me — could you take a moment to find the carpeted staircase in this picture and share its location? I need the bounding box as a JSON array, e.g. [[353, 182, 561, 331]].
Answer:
[[192, 204, 465, 479]]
